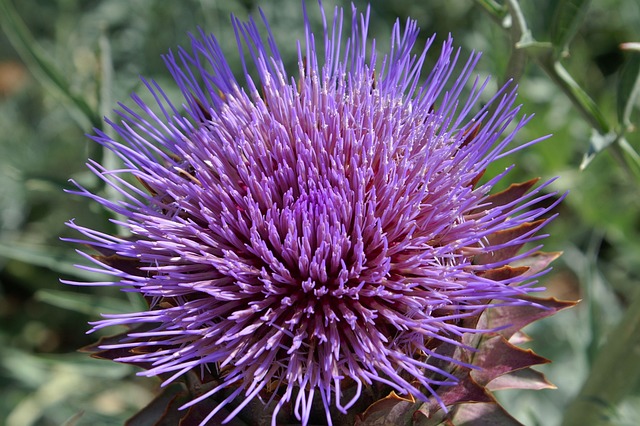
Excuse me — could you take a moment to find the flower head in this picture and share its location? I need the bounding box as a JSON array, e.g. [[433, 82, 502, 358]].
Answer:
[[67, 3, 565, 425]]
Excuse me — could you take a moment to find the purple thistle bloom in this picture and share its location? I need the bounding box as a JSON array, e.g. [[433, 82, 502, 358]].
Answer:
[[66, 3, 563, 425]]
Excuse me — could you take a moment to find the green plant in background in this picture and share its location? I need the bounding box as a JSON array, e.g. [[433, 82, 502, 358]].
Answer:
[[0, 0, 638, 425]]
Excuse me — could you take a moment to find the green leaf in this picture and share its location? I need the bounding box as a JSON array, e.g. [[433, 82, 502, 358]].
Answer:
[[35, 289, 132, 315], [522, 43, 611, 135], [580, 130, 617, 170], [550, 0, 592, 57], [61, 411, 85, 426], [1, 347, 134, 386], [503, 0, 534, 84], [546, 60, 610, 134], [562, 288, 640, 426], [618, 137, 640, 181], [616, 49, 640, 132], [0, 0, 101, 130], [0, 240, 103, 280]]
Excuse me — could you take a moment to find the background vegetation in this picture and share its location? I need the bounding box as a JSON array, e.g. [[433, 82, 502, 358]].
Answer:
[[1, 0, 639, 425]]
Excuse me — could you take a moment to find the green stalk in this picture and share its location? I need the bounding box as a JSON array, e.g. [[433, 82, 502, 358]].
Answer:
[[529, 47, 610, 134], [503, 0, 532, 85]]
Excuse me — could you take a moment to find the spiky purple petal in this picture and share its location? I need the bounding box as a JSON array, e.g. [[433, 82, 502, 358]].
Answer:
[[66, 3, 563, 425]]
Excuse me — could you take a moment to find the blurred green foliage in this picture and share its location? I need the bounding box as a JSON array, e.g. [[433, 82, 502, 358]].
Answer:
[[1, 0, 639, 425]]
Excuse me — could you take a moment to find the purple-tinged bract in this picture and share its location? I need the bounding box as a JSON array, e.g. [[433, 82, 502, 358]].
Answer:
[[66, 3, 564, 425]]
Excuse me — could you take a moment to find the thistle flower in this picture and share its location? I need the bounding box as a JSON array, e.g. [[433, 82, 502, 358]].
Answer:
[[66, 3, 571, 425]]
